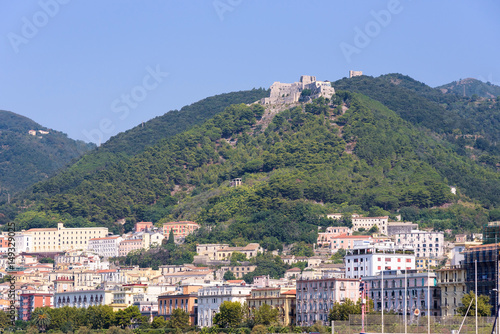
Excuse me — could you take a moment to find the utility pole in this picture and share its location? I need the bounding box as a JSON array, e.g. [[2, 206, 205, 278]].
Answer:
[[405, 265, 408, 334], [382, 267, 384, 334], [360, 279, 366, 333], [476, 259, 478, 334], [427, 259, 430, 334]]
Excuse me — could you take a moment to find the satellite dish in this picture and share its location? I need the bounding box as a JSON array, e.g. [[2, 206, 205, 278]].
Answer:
[[414, 308, 420, 316]]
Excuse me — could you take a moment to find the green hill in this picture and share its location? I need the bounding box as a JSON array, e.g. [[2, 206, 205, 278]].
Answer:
[[437, 78, 500, 98], [0, 110, 94, 198], [5, 76, 500, 243], [27, 89, 269, 197]]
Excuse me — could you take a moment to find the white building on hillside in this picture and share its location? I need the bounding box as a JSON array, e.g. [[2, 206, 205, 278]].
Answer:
[[352, 216, 388, 235], [88, 236, 123, 258], [394, 230, 444, 258], [14, 233, 33, 254], [197, 285, 252, 327], [22, 222, 108, 253], [345, 241, 415, 279]]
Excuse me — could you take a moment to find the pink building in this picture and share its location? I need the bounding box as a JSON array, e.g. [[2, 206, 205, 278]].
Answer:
[[163, 221, 199, 238], [317, 226, 351, 247], [135, 222, 153, 233], [118, 239, 143, 257], [330, 234, 372, 251], [296, 277, 360, 326]]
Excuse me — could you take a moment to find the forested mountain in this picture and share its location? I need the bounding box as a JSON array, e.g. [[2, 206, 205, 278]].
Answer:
[[4, 76, 500, 245], [0, 110, 94, 198], [437, 78, 500, 98], [334, 74, 500, 169], [21, 89, 269, 199]]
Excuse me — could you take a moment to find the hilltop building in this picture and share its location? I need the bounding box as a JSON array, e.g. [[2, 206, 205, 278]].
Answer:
[[349, 70, 363, 78], [260, 75, 335, 105]]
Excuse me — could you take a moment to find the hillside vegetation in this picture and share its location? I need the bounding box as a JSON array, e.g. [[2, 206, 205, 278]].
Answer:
[[4, 75, 500, 244], [0, 110, 94, 198]]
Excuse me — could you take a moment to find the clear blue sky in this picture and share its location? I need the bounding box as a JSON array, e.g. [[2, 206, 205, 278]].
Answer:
[[1, 1, 499, 144]]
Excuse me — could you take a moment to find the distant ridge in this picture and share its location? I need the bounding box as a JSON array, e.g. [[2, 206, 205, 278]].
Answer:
[[0, 110, 95, 197], [436, 78, 500, 98]]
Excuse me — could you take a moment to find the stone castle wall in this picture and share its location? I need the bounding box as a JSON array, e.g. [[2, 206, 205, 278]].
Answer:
[[261, 75, 335, 105]]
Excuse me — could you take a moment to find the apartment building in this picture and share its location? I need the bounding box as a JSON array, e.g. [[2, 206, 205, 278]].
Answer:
[[24, 222, 108, 253], [362, 269, 441, 317], [88, 236, 123, 258], [197, 284, 252, 327], [345, 241, 415, 279], [436, 266, 466, 316], [296, 277, 360, 326], [352, 216, 388, 235], [246, 287, 296, 326]]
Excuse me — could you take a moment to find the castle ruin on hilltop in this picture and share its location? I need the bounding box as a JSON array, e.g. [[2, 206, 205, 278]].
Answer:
[[260, 75, 335, 105]]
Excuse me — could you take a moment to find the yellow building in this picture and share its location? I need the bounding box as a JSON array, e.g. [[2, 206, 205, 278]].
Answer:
[[216, 243, 263, 260], [436, 266, 467, 316], [247, 287, 296, 326], [25, 222, 108, 253]]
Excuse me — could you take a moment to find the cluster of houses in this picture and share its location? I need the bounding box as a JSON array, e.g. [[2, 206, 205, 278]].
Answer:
[[0, 217, 498, 327]]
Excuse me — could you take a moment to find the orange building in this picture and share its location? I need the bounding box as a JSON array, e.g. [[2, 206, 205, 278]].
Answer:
[[19, 293, 53, 321], [0, 235, 10, 248], [135, 222, 154, 232], [162, 221, 199, 239], [158, 285, 201, 325]]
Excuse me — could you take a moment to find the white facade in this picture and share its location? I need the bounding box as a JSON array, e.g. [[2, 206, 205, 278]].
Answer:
[[352, 216, 388, 235], [23, 222, 108, 252], [54, 289, 113, 308], [197, 285, 252, 327], [148, 232, 165, 248], [345, 242, 415, 279], [394, 230, 444, 258], [97, 269, 128, 284], [14, 234, 33, 254], [88, 236, 123, 258]]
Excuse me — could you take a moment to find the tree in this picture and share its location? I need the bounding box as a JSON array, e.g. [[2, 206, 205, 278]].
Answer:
[[169, 308, 190, 329], [87, 305, 115, 329], [167, 229, 175, 244], [31, 308, 51, 332], [290, 241, 314, 257], [328, 299, 360, 321], [330, 249, 346, 264], [39, 257, 54, 263], [457, 292, 491, 316], [114, 306, 142, 329], [253, 303, 279, 326], [0, 311, 11, 330], [213, 301, 243, 328], [223, 270, 236, 281], [230, 251, 247, 264], [251, 324, 268, 334], [151, 316, 167, 329]]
